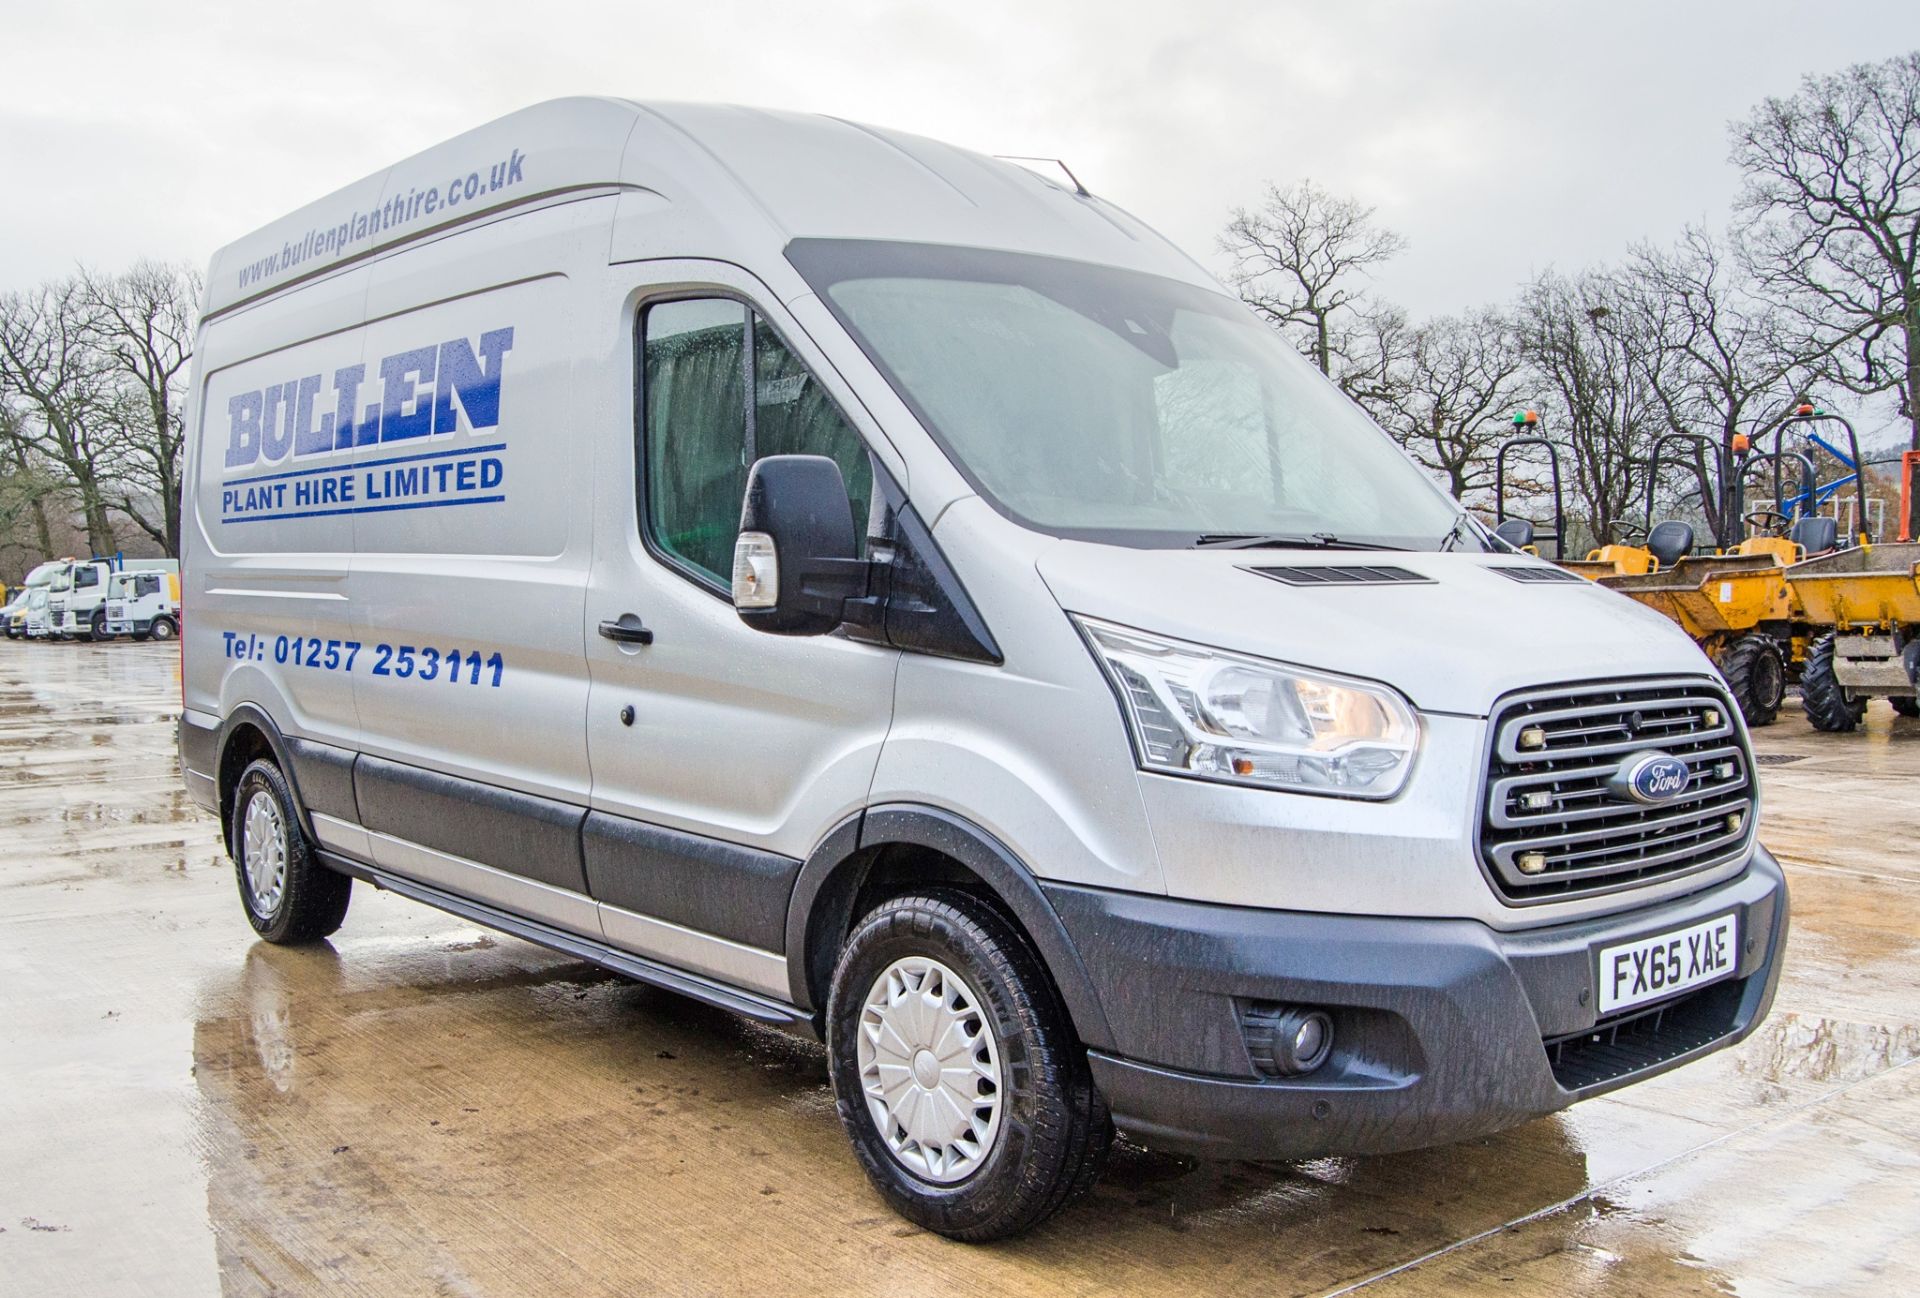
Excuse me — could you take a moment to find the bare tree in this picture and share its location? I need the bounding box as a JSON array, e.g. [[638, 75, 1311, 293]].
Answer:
[[82, 263, 199, 555], [1622, 228, 1830, 536], [1220, 180, 1407, 382], [1357, 307, 1528, 503], [0, 404, 57, 561], [1515, 269, 1667, 547], [1731, 51, 1920, 449], [0, 278, 119, 554]]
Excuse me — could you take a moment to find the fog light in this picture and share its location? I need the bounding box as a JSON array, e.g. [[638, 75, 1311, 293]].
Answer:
[[1517, 850, 1548, 875], [1704, 708, 1722, 727], [1243, 1005, 1334, 1077], [1520, 790, 1554, 811], [1519, 726, 1547, 750], [1727, 811, 1744, 834]]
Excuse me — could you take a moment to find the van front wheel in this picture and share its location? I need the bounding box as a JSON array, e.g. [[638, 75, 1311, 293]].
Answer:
[[826, 890, 1110, 1241], [230, 759, 351, 943]]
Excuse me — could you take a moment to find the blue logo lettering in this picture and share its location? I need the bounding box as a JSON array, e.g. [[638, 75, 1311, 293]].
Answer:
[[222, 327, 515, 471]]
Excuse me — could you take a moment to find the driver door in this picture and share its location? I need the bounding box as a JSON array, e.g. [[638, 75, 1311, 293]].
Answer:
[[582, 273, 899, 993]]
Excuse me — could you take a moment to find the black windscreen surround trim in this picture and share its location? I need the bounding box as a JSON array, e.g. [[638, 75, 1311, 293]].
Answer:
[[1245, 565, 1432, 587], [353, 755, 588, 894], [582, 812, 800, 952]]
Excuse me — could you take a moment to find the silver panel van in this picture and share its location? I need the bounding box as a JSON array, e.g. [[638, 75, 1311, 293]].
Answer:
[[180, 99, 1785, 1240]]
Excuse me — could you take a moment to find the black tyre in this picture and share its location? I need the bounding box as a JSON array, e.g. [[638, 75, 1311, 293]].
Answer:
[[1892, 697, 1920, 719], [826, 889, 1111, 1241], [1718, 634, 1786, 727], [89, 608, 113, 642], [148, 616, 177, 641], [1801, 634, 1867, 733], [229, 758, 351, 943]]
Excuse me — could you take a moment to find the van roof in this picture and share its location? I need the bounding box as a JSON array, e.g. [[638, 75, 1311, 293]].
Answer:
[[204, 98, 1215, 319]]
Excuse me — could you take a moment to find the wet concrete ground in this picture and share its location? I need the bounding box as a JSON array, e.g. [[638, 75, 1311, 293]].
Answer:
[[1, 642, 1915, 1297]]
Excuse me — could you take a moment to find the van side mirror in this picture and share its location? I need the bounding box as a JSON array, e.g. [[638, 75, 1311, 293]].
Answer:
[[732, 455, 867, 635]]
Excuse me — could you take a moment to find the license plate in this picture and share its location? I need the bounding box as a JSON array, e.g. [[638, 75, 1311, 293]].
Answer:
[[1597, 913, 1738, 1014]]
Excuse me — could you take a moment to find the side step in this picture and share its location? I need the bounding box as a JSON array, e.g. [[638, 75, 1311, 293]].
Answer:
[[317, 850, 816, 1034]]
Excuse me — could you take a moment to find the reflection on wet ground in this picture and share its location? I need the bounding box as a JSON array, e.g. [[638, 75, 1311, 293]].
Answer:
[[2, 643, 1915, 1296]]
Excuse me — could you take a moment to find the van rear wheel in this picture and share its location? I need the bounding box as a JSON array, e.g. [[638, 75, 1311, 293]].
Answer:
[[826, 889, 1110, 1242], [230, 759, 351, 943]]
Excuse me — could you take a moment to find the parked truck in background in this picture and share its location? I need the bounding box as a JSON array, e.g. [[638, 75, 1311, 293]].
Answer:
[[24, 587, 53, 639], [13, 560, 71, 640], [103, 569, 182, 641], [48, 556, 180, 641], [1, 589, 29, 639]]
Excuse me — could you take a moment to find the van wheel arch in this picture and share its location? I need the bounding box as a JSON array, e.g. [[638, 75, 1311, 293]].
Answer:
[[215, 708, 316, 855], [786, 805, 1115, 1053]]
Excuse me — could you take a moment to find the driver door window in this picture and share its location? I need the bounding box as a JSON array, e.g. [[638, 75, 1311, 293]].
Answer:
[[641, 297, 871, 587]]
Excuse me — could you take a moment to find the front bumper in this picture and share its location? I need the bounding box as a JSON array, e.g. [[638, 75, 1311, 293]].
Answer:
[[1044, 845, 1787, 1160]]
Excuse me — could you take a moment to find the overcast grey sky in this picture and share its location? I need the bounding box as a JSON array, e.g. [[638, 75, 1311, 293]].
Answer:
[[5, 0, 1918, 320]]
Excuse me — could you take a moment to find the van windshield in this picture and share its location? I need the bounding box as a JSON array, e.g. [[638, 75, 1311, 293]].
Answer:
[[789, 240, 1471, 550]]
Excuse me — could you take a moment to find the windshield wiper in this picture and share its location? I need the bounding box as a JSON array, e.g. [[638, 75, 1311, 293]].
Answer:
[[1438, 513, 1477, 553], [1191, 532, 1406, 551]]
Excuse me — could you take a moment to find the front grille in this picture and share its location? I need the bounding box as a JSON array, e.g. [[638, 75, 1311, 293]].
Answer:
[[1479, 677, 1756, 904], [1544, 978, 1745, 1090]]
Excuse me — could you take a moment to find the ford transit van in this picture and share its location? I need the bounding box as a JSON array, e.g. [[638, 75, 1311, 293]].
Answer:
[[179, 99, 1786, 1241]]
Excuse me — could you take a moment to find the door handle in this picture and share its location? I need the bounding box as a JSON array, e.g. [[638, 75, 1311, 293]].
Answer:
[[598, 613, 655, 646]]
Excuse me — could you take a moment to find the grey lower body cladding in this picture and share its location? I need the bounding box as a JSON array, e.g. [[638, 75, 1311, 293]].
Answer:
[[184, 724, 808, 956], [1044, 848, 1787, 1161]]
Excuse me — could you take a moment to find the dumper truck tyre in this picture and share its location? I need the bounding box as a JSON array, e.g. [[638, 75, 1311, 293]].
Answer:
[[148, 616, 177, 641], [1892, 697, 1920, 719], [826, 888, 1112, 1242], [230, 758, 352, 943], [1719, 634, 1785, 727], [89, 609, 114, 642], [1801, 635, 1866, 733]]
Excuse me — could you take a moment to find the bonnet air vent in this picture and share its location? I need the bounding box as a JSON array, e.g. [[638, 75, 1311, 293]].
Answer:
[[1492, 565, 1586, 585], [1246, 565, 1432, 587]]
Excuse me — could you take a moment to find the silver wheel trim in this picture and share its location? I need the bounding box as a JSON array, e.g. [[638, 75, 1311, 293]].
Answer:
[[856, 954, 1004, 1184], [242, 789, 288, 917]]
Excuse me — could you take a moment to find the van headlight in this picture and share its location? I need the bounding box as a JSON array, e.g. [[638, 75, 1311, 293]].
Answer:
[[1074, 616, 1420, 799]]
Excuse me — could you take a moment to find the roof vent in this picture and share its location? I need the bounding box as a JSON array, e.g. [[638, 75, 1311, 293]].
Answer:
[[1245, 565, 1432, 587], [1491, 565, 1585, 585]]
